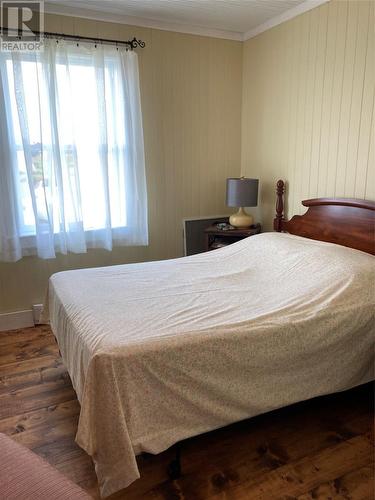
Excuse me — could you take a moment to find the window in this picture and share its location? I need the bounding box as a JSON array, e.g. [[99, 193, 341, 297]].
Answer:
[[0, 40, 148, 261]]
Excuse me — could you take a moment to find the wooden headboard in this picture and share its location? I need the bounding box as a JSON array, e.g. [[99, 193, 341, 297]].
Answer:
[[274, 180, 375, 255]]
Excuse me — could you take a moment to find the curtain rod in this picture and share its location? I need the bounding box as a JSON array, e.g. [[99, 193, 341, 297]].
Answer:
[[0, 29, 145, 49]]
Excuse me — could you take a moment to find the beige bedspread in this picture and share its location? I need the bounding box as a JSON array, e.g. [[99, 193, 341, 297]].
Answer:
[[46, 233, 375, 497]]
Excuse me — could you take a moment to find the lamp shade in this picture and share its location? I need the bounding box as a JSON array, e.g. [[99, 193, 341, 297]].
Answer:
[[226, 177, 259, 207]]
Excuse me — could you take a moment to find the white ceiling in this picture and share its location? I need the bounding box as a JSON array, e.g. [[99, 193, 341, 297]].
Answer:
[[44, 0, 329, 41]]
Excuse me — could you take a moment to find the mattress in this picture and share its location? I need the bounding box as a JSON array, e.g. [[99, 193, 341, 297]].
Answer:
[[45, 232, 375, 497]]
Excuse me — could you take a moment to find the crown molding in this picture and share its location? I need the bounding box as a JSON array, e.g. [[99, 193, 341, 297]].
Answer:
[[44, 0, 330, 43], [243, 0, 330, 41], [44, 3, 244, 41]]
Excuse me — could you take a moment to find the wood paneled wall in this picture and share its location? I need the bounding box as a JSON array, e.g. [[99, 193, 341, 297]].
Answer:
[[0, 14, 242, 313], [241, 0, 374, 229]]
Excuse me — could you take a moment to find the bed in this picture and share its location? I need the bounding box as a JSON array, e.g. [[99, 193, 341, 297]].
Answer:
[[45, 180, 375, 498]]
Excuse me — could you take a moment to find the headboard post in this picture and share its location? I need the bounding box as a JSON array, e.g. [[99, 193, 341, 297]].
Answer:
[[274, 179, 285, 232]]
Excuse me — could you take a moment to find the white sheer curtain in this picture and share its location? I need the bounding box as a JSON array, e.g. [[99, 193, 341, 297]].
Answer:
[[0, 39, 148, 261]]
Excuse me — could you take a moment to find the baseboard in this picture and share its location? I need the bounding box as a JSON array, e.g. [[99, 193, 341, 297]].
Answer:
[[0, 310, 35, 332]]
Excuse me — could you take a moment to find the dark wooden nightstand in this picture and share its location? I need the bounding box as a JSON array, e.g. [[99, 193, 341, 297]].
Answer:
[[204, 223, 261, 251]]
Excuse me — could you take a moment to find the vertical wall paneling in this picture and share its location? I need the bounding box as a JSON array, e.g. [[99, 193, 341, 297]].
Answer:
[[356, 0, 374, 200], [241, 0, 374, 228]]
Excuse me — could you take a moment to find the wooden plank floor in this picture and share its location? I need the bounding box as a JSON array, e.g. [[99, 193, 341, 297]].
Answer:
[[0, 325, 373, 500]]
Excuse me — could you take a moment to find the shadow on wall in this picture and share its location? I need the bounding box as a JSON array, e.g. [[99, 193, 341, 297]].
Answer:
[[257, 179, 276, 231]]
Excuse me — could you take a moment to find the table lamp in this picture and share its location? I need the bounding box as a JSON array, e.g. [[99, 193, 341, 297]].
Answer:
[[226, 177, 259, 228]]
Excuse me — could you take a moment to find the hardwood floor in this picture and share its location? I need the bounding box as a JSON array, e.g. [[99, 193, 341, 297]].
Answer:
[[0, 325, 373, 500]]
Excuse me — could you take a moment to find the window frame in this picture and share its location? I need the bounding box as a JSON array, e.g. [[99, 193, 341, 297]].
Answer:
[[4, 50, 130, 241]]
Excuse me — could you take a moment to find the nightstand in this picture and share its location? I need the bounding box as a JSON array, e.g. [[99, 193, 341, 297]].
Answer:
[[204, 223, 261, 251]]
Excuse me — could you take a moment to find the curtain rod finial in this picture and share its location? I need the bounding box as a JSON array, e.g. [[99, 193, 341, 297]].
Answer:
[[129, 37, 146, 49]]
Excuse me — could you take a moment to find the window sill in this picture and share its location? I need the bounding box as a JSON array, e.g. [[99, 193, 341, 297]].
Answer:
[[19, 226, 129, 248]]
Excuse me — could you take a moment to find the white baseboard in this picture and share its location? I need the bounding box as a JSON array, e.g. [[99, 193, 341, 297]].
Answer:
[[0, 310, 34, 332]]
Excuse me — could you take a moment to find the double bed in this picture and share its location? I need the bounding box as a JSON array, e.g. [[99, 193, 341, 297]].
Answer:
[[45, 180, 375, 498]]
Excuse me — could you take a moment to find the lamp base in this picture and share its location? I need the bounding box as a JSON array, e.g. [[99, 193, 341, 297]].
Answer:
[[229, 207, 253, 228]]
